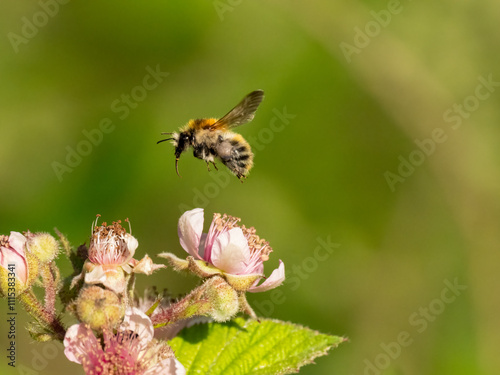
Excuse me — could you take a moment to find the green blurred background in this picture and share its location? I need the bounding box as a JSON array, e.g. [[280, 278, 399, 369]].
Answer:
[[1, 1, 499, 374]]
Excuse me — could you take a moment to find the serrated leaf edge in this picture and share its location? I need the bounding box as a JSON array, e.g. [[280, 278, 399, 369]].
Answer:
[[171, 317, 346, 375]]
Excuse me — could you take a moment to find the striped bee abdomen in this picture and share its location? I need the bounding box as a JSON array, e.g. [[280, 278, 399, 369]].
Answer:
[[217, 133, 254, 179]]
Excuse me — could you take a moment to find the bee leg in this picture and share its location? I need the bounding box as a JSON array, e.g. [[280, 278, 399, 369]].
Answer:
[[205, 161, 212, 172], [211, 161, 218, 171]]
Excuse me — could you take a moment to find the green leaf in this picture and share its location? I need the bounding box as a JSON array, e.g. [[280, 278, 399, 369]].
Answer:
[[169, 317, 345, 375]]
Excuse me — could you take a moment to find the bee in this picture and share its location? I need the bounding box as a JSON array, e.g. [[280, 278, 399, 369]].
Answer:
[[157, 90, 264, 180]]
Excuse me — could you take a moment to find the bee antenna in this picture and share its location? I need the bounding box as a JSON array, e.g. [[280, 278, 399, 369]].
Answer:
[[157, 138, 174, 144], [160, 132, 173, 135], [175, 158, 181, 178]]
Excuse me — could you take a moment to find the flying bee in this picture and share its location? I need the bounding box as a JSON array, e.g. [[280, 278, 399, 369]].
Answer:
[[157, 90, 264, 180]]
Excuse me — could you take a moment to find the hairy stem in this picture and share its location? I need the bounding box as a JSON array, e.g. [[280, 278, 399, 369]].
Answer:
[[18, 290, 66, 341], [40, 264, 56, 316]]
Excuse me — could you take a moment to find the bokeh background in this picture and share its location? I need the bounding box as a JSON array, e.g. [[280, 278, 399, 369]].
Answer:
[[1, 1, 499, 374]]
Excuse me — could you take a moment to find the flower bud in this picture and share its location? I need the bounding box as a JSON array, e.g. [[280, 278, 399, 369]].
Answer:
[[0, 232, 39, 296], [76, 286, 124, 331], [27, 232, 60, 264], [201, 276, 239, 322]]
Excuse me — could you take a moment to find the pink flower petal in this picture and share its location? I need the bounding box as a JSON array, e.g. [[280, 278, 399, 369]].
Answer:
[[0, 250, 27, 284], [203, 215, 218, 261], [178, 208, 204, 259], [85, 264, 127, 293], [8, 232, 27, 257], [144, 357, 186, 375], [211, 228, 249, 274], [0, 232, 28, 284], [173, 358, 187, 375], [124, 233, 139, 258], [198, 233, 207, 259], [84, 264, 107, 284], [248, 260, 285, 293], [64, 323, 100, 364], [121, 307, 154, 346]]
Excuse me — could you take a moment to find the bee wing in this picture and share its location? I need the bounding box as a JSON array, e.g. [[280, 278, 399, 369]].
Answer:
[[209, 90, 264, 130]]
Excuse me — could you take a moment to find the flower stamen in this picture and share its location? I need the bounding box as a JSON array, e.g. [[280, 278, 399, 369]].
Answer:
[[0, 235, 8, 247], [88, 221, 132, 266], [240, 225, 273, 270]]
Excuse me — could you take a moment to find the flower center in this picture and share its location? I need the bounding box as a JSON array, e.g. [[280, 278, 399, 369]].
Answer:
[[0, 235, 9, 247], [213, 213, 241, 233], [212, 213, 273, 264], [88, 221, 130, 265], [241, 224, 273, 263]]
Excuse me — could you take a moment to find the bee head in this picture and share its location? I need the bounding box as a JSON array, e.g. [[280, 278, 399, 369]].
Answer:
[[174, 132, 191, 156], [174, 131, 196, 177], [157, 131, 192, 177]]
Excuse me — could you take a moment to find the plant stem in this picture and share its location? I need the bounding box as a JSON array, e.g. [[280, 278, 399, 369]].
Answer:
[[40, 264, 56, 316], [18, 290, 66, 341]]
